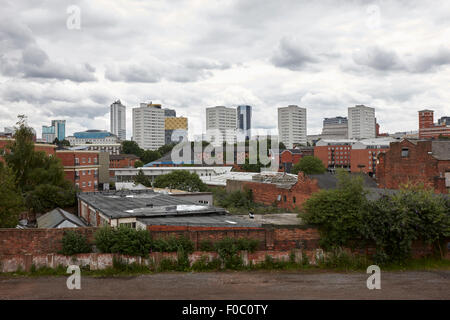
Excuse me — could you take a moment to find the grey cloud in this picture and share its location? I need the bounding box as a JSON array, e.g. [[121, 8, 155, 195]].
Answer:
[[352, 46, 405, 71], [412, 47, 450, 72], [352, 46, 450, 73], [105, 58, 231, 83], [271, 38, 318, 70]]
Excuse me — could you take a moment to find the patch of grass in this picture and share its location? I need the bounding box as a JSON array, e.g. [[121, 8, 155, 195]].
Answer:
[[381, 258, 450, 271]]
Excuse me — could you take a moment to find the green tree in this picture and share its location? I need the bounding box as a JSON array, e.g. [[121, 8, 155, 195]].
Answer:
[[121, 141, 143, 157], [133, 169, 152, 187], [0, 164, 24, 228], [134, 160, 144, 168], [141, 149, 161, 164], [302, 170, 367, 249], [291, 156, 326, 174], [361, 184, 450, 263], [3, 115, 76, 214], [157, 143, 177, 156], [154, 170, 208, 192]]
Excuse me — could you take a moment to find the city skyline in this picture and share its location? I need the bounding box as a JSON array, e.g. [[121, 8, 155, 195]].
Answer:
[[1, 1, 450, 139]]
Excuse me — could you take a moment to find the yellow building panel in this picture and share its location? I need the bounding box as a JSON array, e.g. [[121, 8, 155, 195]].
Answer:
[[165, 117, 188, 130]]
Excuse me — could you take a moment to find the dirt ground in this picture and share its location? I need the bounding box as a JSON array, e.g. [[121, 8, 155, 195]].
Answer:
[[0, 270, 449, 300]]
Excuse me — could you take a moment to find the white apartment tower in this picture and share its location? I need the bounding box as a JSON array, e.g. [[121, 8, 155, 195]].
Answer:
[[206, 106, 237, 146], [132, 103, 165, 150], [348, 105, 376, 139], [278, 105, 307, 149], [110, 100, 126, 141]]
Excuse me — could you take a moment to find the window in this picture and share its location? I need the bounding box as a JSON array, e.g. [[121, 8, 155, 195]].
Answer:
[[120, 222, 136, 229], [82, 170, 86, 175], [401, 148, 409, 158], [283, 195, 287, 202], [88, 181, 91, 187], [293, 196, 296, 203]]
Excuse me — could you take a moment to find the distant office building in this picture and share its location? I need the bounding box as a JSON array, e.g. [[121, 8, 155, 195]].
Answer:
[[66, 130, 120, 147], [41, 120, 65, 143], [237, 105, 252, 140], [348, 105, 376, 140], [164, 108, 176, 117], [52, 120, 66, 141], [277, 105, 307, 149], [110, 100, 126, 141], [42, 125, 56, 143], [419, 110, 450, 139], [321, 117, 348, 139], [206, 106, 237, 146], [132, 103, 165, 150], [165, 117, 188, 145], [438, 116, 450, 126]]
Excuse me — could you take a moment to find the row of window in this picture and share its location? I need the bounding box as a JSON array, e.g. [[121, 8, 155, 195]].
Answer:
[[75, 157, 98, 164], [75, 181, 98, 188]]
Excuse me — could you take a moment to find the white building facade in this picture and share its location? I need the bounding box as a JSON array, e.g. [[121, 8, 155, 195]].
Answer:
[[206, 106, 237, 146], [277, 105, 307, 149], [110, 100, 126, 141], [132, 103, 165, 150], [348, 105, 376, 140]]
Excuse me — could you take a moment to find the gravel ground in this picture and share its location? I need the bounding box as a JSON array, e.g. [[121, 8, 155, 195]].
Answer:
[[0, 270, 449, 300]]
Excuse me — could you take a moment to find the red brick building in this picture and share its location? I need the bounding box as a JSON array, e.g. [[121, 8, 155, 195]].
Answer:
[[314, 140, 353, 171], [314, 138, 394, 176], [110, 154, 140, 169], [56, 150, 100, 192], [227, 172, 320, 210], [419, 110, 450, 139], [350, 140, 392, 177], [377, 139, 450, 194], [278, 148, 314, 173]]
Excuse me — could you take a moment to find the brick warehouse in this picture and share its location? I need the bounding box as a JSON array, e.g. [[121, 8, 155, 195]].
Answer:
[[277, 147, 314, 173], [227, 172, 320, 210], [419, 109, 450, 139], [56, 150, 100, 192], [377, 139, 450, 194]]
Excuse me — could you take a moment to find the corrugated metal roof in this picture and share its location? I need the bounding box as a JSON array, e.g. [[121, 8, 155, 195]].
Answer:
[[78, 190, 227, 219]]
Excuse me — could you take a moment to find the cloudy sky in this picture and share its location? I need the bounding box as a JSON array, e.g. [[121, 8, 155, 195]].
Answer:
[[1, 0, 449, 140]]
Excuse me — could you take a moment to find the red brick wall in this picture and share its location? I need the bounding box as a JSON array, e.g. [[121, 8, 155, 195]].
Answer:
[[110, 157, 138, 168], [0, 227, 447, 264], [377, 140, 449, 193], [0, 226, 320, 255], [226, 173, 320, 210]]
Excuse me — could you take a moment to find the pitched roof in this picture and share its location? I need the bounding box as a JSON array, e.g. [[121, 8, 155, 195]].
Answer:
[[37, 208, 87, 228], [306, 172, 378, 190]]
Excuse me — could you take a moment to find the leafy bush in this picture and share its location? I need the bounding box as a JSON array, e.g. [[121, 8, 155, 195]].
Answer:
[[94, 226, 152, 257], [291, 156, 327, 175], [60, 230, 92, 256], [302, 170, 450, 264], [199, 240, 215, 251], [302, 170, 367, 249], [360, 185, 450, 263], [152, 236, 194, 253], [154, 170, 208, 192]]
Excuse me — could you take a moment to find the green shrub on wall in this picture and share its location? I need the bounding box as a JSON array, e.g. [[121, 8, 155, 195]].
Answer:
[[302, 170, 450, 264], [59, 230, 92, 256]]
